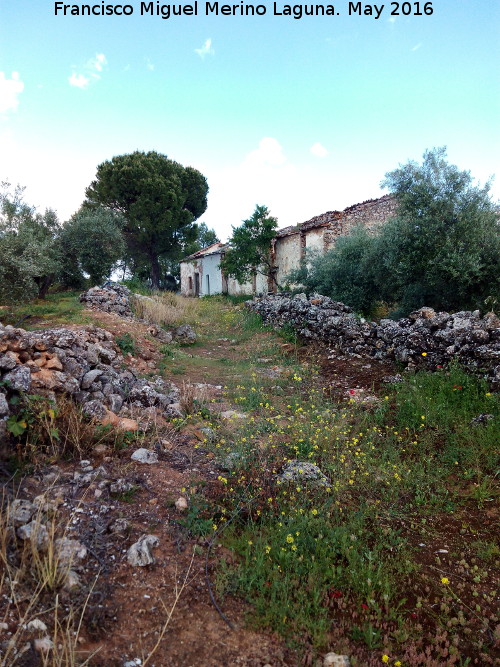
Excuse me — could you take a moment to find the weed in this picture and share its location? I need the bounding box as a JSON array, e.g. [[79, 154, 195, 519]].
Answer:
[[115, 332, 137, 355]]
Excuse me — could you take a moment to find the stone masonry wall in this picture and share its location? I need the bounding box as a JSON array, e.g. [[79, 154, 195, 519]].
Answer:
[[248, 293, 500, 386]]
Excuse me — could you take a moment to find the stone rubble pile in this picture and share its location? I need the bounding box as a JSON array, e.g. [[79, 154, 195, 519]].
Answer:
[[79, 282, 134, 317], [248, 293, 500, 385], [79, 282, 197, 344], [0, 322, 179, 438]]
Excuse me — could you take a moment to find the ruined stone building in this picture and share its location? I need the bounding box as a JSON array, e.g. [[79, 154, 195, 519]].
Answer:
[[180, 195, 398, 297]]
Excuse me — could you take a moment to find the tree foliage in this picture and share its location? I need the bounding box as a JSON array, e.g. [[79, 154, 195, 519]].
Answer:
[[289, 149, 499, 316], [84, 151, 208, 289], [58, 207, 125, 287], [220, 205, 278, 284], [0, 183, 61, 302], [288, 228, 383, 314], [379, 147, 499, 314]]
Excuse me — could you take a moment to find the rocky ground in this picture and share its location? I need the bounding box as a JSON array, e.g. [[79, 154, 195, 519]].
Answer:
[[1, 288, 498, 667]]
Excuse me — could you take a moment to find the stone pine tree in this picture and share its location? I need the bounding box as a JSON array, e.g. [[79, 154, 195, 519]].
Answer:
[[84, 151, 208, 289], [219, 205, 278, 287]]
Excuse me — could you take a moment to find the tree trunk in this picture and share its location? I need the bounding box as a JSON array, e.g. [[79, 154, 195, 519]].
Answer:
[[149, 251, 161, 290], [35, 275, 54, 300]]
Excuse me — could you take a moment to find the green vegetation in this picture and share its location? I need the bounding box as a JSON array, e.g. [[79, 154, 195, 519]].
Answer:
[[0, 291, 89, 328], [219, 204, 278, 286], [84, 150, 209, 289], [165, 298, 499, 663], [290, 148, 500, 316], [58, 206, 125, 287], [115, 332, 137, 356]]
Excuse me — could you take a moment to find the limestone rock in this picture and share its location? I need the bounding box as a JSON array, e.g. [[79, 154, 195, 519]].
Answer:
[[17, 521, 49, 549], [127, 534, 159, 566], [175, 496, 188, 511], [220, 410, 247, 420], [3, 366, 31, 392], [26, 619, 48, 633], [34, 637, 54, 652], [279, 460, 330, 488], [323, 653, 350, 666], [173, 324, 197, 345], [131, 448, 158, 464], [9, 499, 36, 526], [0, 393, 9, 417], [54, 538, 87, 566]]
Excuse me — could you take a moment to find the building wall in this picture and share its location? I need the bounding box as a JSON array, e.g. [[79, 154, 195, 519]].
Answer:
[[181, 253, 267, 297], [305, 227, 325, 255], [275, 233, 301, 287], [200, 253, 223, 296], [181, 196, 398, 297], [324, 195, 397, 250], [180, 260, 197, 297]]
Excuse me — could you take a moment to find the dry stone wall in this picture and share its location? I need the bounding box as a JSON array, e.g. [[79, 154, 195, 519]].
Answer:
[[0, 322, 180, 442], [248, 293, 500, 386]]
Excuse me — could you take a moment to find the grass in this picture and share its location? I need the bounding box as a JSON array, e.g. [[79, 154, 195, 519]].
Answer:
[[130, 291, 200, 327], [0, 491, 99, 666], [5, 394, 139, 469], [0, 291, 91, 329], [167, 301, 499, 663]]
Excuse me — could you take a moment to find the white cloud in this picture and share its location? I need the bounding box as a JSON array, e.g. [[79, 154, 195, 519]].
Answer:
[[0, 72, 24, 113], [69, 53, 107, 89], [244, 137, 287, 167], [199, 137, 387, 241], [388, 16, 396, 23], [411, 43, 422, 52], [310, 142, 328, 158], [146, 59, 155, 71], [195, 38, 214, 59], [89, 53, 107, 72], [68, 72, 90, 89]]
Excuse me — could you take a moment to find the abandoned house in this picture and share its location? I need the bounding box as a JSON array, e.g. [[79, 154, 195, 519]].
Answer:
[[179, 194, 398, 297]]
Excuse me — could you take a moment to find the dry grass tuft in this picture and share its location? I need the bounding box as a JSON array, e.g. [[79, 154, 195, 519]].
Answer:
[[178, 381, 210, 416], [131, 292, 200, 328], [11, 395, 135, 465], [0, 491, 99, 666]]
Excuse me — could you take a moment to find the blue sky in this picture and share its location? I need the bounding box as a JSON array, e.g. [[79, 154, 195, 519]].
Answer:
[[0, 0, 498, 240]]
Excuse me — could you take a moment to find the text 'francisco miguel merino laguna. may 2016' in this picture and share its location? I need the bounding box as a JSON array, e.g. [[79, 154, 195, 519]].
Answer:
[[53, 2, 434, 20]]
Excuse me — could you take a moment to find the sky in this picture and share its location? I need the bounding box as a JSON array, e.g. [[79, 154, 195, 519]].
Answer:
[[0, 0, 499, 241]]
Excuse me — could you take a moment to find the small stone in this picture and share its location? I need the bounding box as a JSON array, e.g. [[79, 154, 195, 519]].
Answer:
[[26, 619, 48, 633], [109, 479, 135, 494], [173, 324, 196, 345], [63, 570, 81, 591], [3, 366, 32, 392], [45, 356, 63, 371], [174, 496, 188, 511], [34, 637, 54, 652], [220, 410, 247, 420], [131, 448, 158, 464], [127, 534, 159, 566], [54, 538, 87, 566], [109, 518, 130, 535], [164, 402, 183, 418], [279, 460, 331, 488], [117, 417, 139, 432], [17, 521, 49, 549], [9, 499, 36, 526], [0, 393, 9, 417], [323, 653, 350, 667], [81, 369, 104, 390]]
